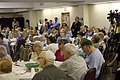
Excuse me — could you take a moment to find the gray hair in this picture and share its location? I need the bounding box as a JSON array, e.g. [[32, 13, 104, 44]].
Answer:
[[0, 45, 7, 56], [33, 41, 43, 50], [63, 43, 78, 57], [39, 50, 56, 62], [92, 34, 100, 43]]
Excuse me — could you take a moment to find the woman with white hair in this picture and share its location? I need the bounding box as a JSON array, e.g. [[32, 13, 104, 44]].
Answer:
[[30, 41, 43, 61], [59, 43, 88, 80], [0, 45, 12, 61], [32, 50, 73, 80]]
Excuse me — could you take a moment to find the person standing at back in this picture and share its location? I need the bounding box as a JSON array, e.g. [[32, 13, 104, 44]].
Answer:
[[51, 17, 60, 30], [71, 16, 81, 37], [12, 18, 19, 29]]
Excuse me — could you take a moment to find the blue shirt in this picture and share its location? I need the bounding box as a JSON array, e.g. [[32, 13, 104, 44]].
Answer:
[[51, 21, 60, 29], [16, 36, 23, 44], [85, 49, 105, 78]]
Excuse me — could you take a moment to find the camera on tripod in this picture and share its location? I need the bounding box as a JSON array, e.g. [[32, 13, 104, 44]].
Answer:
[[107, 10, 120, 25]]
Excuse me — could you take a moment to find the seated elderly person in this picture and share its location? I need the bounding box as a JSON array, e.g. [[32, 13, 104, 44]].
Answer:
[[59, 43, 88, 80], [32, 50, 73, 80], [0, 59, 12, 74], [81, 39, 105, 79], [91, 34, 100, 48], [55, 38, 69, 61], [56, 28, 70, 43], [0, 33, 10, 54], [0, 45, 12, 61], [30, 41, 43, 61]]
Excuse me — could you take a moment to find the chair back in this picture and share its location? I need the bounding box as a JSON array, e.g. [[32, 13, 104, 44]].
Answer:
[[20, 48, 32, 61], [97, 63, 107, 80], [84, 68, 96, 80]]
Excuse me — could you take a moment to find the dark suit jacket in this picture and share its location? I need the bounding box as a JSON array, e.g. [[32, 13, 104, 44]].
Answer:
[[71, 21, 81, 37]]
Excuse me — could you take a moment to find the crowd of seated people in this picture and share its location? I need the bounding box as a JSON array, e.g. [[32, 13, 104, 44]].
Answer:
[[0, 16, 119, 80]]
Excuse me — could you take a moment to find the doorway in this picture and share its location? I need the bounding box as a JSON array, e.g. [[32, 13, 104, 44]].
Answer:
[[61, 12, 70, 29]]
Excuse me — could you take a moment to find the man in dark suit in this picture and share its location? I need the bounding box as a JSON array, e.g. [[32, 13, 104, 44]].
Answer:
[[71, 16, 81, 37]]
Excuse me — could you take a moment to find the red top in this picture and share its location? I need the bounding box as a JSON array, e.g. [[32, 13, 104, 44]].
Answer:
[[55, 49, 65, 61]]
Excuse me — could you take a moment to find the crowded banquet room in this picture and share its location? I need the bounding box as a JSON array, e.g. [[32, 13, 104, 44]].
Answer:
[[0, 0, 120, 80]]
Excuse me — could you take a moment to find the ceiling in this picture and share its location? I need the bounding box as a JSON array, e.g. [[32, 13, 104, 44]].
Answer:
[[0, 0, 83, 2], [0, 0, 119, 13]]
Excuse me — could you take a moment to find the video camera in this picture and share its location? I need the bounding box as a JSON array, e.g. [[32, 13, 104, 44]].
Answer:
[[107, 10, 120, 25]]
